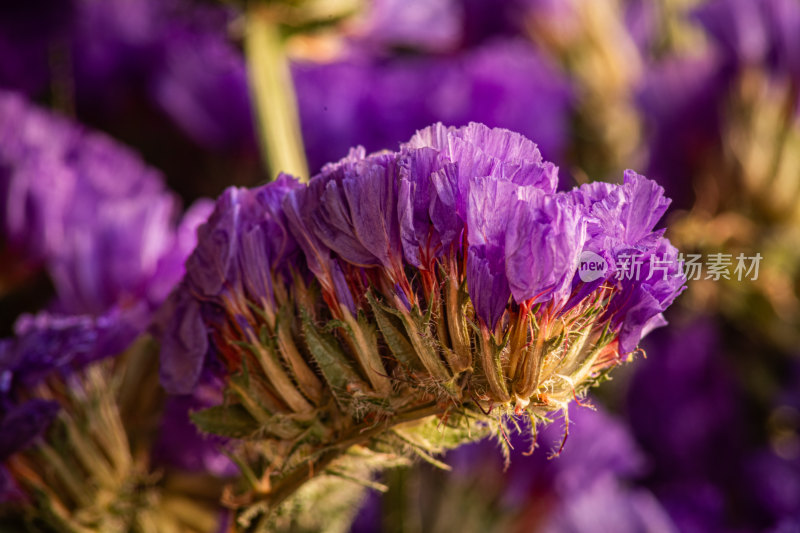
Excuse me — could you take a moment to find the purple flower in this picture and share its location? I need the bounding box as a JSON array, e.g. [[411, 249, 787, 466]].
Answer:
[[351, 0, 462, 52], [637, 54, 726, 210], [147, 198, 215, 306], [0, 308, 137, 478], [309, 151, 404, 278], [0, 91, 202, 323], [160, 176, 308, 394], [161, 123, 684, 462], [251, 174, 305, 272], [294, 41, 573, 174], [467, 246, 511, 331], [505, 190, 586, 306], [400, 119, 557, 276], [577, 170, 671, 251], [152, 388, 235, 477], [397, 147, 462, 269], [157, 282, 209, 395], [185, 187, 243, 298], [693, 0, 800, 80], [566, 171, 685, 346], [399, 122, 565, 326], [0, 92, 80, 262], [605, 240, 685, 354], [463, 176, 519, 327], [406, 122, 558, 215], [283, 173, 358, 313], [0, 310, 136, 401]]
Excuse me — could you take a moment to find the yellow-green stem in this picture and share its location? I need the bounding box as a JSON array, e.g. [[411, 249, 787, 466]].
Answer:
[[245, 8, 309, 181]]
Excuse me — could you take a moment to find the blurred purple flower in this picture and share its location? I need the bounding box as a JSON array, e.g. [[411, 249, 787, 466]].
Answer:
[[0, 0, 253, 159], [152, 382, 235, 477], [693, 0, 800, 80], [625, 317, 800, 531], [541, 476, 677, 533], [637, 54, 726, 209], [629, 319, 741, 482], [294, 40, 573, 174], [0, 308, 137, 486], [0, 91, 209, 323], [352, 406, 677, 533], [350, 0, 463, 52], [148, 6, 254, 151], [693, 0, 770, 67], [0, 311, 137, 402], [762, 0, 800, 81]]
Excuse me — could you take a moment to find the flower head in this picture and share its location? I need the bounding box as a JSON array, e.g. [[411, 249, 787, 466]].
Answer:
[[0, 310, 134, 507], [158, 123, 685, 521]]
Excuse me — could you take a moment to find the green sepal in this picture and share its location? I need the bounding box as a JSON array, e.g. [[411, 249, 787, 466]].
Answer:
[[300, 312, 369, 411], [191, 404, 262, 439], [229, 364, 286, 415], [367, 291, 425, 373], [387, 299, 453, 386]]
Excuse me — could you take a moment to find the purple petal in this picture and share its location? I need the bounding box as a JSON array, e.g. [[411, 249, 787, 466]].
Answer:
[[466, 246, 510, 329], [186, 187, 242, 297], [505, 191, 586, 305], [157, 283, 209, 395]]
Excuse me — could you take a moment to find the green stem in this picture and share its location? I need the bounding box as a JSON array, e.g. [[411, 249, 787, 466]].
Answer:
[[244, 8, 309, 181], [247, 402, 441, 519]]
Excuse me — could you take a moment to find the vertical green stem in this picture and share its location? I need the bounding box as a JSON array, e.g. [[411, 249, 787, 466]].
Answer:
[[245, 8, 309, 181]]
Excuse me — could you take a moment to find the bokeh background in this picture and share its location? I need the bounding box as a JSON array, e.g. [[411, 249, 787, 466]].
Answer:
[[2, 0, 799, 531]]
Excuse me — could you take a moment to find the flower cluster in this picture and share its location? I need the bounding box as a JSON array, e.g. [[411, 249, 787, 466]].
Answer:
[[0, 94, 225, 531], [0, 309, 227, 532], [159, 122, 685, 518], [0, 312, 132, 517], [0, 90, 212, 321]]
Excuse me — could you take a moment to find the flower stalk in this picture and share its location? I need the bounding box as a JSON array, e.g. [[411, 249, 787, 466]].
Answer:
[[158, 123, 686, 528], [244, 7, 309, 181]]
